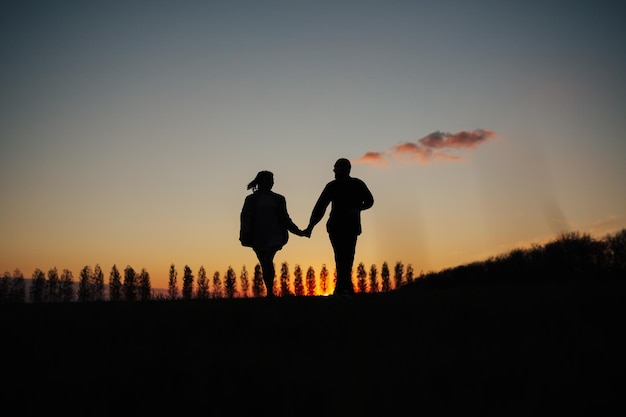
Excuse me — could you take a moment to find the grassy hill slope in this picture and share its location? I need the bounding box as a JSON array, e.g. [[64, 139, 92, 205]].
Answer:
[[2, 280, 624, 416]]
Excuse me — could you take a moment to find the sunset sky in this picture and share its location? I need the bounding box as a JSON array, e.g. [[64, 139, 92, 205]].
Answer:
[[2, 1, 625, 290]]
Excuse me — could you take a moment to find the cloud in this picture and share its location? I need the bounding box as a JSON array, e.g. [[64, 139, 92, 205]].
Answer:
[[355, 129, 496, 166], [354, 151, 390, 166], [419, 129, 494, 149]]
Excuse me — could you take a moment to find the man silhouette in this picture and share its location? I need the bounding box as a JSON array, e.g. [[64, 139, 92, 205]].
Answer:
[[304, 158, 374, 296]]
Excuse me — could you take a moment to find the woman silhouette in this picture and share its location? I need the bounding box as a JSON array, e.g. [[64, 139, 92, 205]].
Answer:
[[240, 171, 305, 297]]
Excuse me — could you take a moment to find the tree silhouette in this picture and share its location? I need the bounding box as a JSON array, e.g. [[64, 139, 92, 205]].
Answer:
[[78, 265, 93, 302], [369, 264, 378, 293], [224, 266, 237, 299], [168, 264, 178, 300], [252, 264, 263, 298], [182, 265, 194, 300], [1, 271, 21, 303], [139, 268, 151, 301], [10, 269, 26, 303], [196, 266, 209, 299], [93, 264, 105, 301], [123, 266, 137, 301], [381, 262, 391, 292], [406, 264, 414, 285], [47, 267, 60, 302], [356, 263, 367, 293], [212, 271, 223, 298], [607, 229, 626, 275], [60, 269, 74, 302], [8, 273, 19, 302], [109, 265, 122, 302], [30, 269, 46, 303], [279, 262, 291, 297], [394, 261, 404, 290], [9, 271, 22, 302], [0, 272, 9, 303], [319, 264, 329, 295], [240, 265, 250, 298], [305, 266, 316, 296], [549, 232, 604, 277], [293, 265, 304, 296]]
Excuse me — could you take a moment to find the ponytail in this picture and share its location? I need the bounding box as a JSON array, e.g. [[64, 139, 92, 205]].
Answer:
[[247, 171, 273, 192]]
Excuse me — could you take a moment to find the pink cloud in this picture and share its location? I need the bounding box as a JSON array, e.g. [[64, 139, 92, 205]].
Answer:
[[355, 129, 496, 166], [419, 129, 495, 149], [391, 142, 433, 162], [353, 151, 389, 166]]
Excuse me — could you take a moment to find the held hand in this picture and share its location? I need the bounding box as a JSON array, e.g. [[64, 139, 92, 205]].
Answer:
[[303, 226, 312, 238]]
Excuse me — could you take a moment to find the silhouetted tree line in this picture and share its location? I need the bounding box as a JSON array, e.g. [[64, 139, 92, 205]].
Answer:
[[401, 229, 626, 291], [3, 229, 623, 303], [1, 259, 403, 303], [163, 261, 398, 300]]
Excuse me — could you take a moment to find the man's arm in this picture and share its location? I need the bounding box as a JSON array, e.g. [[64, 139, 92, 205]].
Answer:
[[360, 181, 374, 211], [305, 185, 331, 236]]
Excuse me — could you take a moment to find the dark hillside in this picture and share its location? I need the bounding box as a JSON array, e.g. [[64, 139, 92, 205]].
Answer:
[[2, 280, 625, 416], [401, 230, 626, 290]]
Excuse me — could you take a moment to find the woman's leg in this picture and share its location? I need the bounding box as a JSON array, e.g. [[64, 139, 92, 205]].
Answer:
[[254, 248, 278, 297]]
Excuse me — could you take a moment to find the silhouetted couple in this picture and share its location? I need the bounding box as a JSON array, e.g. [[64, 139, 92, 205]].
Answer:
[[240, 158, 374, 298]]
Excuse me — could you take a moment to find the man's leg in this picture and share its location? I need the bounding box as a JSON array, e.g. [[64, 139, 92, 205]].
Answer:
[[330, 233, 358, 295]]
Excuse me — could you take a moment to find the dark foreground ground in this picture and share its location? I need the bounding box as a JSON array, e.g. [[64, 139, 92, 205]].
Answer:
[[1, 281, 625, 416]]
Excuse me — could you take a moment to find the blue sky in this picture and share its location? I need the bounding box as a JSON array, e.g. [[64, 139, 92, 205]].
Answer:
[[2, 1, 625, 288]]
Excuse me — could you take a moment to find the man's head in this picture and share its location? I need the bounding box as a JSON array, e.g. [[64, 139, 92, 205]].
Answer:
[[333, 158, 351, 179]]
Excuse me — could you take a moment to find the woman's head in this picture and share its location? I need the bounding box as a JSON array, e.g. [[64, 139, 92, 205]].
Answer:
[[247, 171, 274, 192]]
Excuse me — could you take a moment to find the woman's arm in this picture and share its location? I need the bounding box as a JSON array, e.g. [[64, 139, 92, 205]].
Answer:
[[279, 194, 304, 236]]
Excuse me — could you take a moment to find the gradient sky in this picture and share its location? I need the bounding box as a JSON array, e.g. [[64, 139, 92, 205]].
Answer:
[[2, 1, 625, 289]]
